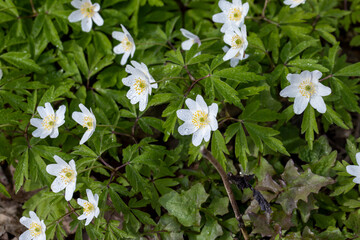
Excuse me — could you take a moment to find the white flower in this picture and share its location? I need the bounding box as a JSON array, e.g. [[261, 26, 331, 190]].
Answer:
[[280, 70, 331, 115], [176, 95, 218, 147], [77, 189, 100, 226], [346, 153, 360, 184], [72, 104, 96, 145], [30, 102, 66, 139], [46, 155, 77, 201], [223, 25, 248, 62], [212, 0, 249, 33], [68, 0, 104, 33], [222, 46, 249, 67], [122, 61, 158, 111], [284, 0, 306, 8], [19, 211, 46, 240], [112, 24, 136, 65], [180, 28, 201, 56]]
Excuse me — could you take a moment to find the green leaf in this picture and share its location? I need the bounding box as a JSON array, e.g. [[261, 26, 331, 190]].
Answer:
[[213, 66, 265, 83], [288, 40, 319, 61], [207, 197, 229, 216], [287, 59, 329, 72], [109, 187, 130, 215], [44, 15, 63, 50], [211, 130, 229, 171], [187, 54, 214, 65], [14, 149, 28, 193], [72, 145, 98, 158], [323, 105, 349, 129], [212, 77, 241, 106], [126, 165, 151, 198], [334, 62, 360, 77], [301, 106, 319, 149], [0, 52, 45, 73], [195, 217, 223, 240], [0, 183, 10, 198], [158, 183, 209, 227]]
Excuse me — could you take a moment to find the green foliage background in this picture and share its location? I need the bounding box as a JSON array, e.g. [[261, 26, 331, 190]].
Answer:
[[1, 0, 360, 239]]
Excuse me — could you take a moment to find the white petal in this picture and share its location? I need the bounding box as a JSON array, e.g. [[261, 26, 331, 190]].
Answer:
[[192, 129, 205, 147], [178, 122, 197, 135], [121, 24, 130, 36], [176, 109, 192, 121], [86, 189, 95, 203], [69, 160, 77, 172], [81, 17, 92, 32], [196, 95, 208, 113], [77, 198, 87, 208], [46, 164, 62, 176], [113, 43, 125, 54], [242, 2, 250, 18], [230, 58, 240, 67], [203, 125, 211, 142], [32, 128, 43, 138], [139, 95, 148, 111], [222, 46, 230, 53], [92, 13, 103, 26], [85, 213, 94, 225], [356, 152, 360, 166], [181, 39, 194, 51], [93, 3, 100, 11], [353, 177, 360, 184], [219, 0, 231, 12], [37, 106, 47, 118], [208, 103, 218, 117], [19, 216, 32, 228], [310, 95, 326, 114], [223, 48, 239, 61], [346, 165, 360, 177], [78, 213, 87, 220], [209, 116, 218, 131], [44, 102, 54, 116], [80, 129, 93, 145], [121, 51, 130, 65], [122, 76, 134, 86], [94, 207, 100, 217], [29, 211, 40, 223], [51, 177, 67, 193], [300, 70, 311, 81], [65, 182, 76, 201], [185, 98, 198, 112], [71, 0, 82, 8], [212, 13, 226, 24], [317, 83, 331, 96], [293, 96, 309, 115], [280, 85, 299, 98], [68, 10, 84, 22], [30, 118, 43, 128], [180, 28, 197, 39], [286, 73, 301, 85], [94, 193, 99, 205], [39, 129, 51, 139], [53, 155, 67, 166], [79, 104, 91, 115], [112, 31, 124, 41], [311, 70, 322, 81], [50, 127, 59, 138], [72, 112, 86, 126], [19, 230, 32, 240], [55, 105, 66, 121], [0, 69, 2, 80]]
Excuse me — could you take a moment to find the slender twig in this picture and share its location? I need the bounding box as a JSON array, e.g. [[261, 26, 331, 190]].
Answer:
[[184, 74, 211, 97], [112, 131, 137, 143], [132, 117, 139, 137], [107, 162, 130, 187], [200, 147, 249, 240], [260, 0, 280, 26], [47, 207, 81, 227], [344, 0, 348, 10], [262, 0, 269, 18], [167, 40, 176, 51], [183, 65, 196, 81], [319, 74, 333, 82], [99, 156, 113, 169], [29, 0, 36, 14]]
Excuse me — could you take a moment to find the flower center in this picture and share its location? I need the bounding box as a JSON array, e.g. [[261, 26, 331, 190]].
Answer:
[[121, 37, 133, 52], [83, 116, 94, 130], [231, 35, 243, 49], [81, 2, 95, 18], [192, 110, 209, 129], [60, 167, 75, 184], [133, 78, 147, 95], [29, 222, 42, 237], [84, 202, 94, 215], [228, 8, 242, 21], [42, 114, 57, 130], [298, 80, 316, 98]]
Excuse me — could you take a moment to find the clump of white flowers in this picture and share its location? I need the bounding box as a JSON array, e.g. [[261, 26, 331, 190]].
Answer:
[[30, 102, 66, 139], [222, 45, 249, 67], [212, 0, 249, 33], [122, 61, 158, 111], [46, 155, 77, 201], [223, 25, 248, 62], [284, 0, 306, 8], [176, 95, 218, 146], [77, 189, 100, 226], [280, 70, 331, 114], [72, 104, 96, 145], [346, 153, 360, 184], [112, 24, 136, 65], [180, 28, 201, 56], [19, 211, 46, 240], [68, 0, 104, 32]]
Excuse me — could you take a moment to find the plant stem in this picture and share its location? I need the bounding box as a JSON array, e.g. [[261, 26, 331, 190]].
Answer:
[[47, 207, 81, 227], [200, 147, 249, 240], [184, 74, 211, 97], [319, 74, 333, 81], [107, 162, 130, 187]]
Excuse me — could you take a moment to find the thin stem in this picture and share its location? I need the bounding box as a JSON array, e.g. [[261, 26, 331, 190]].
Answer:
[[112, 131, 137, 143], [184, 74, 211, 97], [260, 0, 280, 26], [184, 65, 196, 81], [319, 74, 333, 82], [107, 162, 130, 187], [29, 0, 36, 14], [262, 0, 269, 18], [99, 156, 113, 169], [47, 208, 81, 227], [97, 124, 126, 131], [77, 165, 113, 174], [200, 147, 249, 240]]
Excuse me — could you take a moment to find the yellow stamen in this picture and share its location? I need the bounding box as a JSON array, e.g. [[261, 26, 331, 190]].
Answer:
[[133, 78, 147, 95], [84, 201, 94, 216], [192, 110, 209, 129], [41, 114, 57, 130], [80, 2, 95, 18], [228, 8, 242, 21], [298, 79, 316, 98], [231, 35, 243, 49], [121, 36, 133, 52], [59, 167, 75, 184], [29, 222, 42, 237], [82, 116, 94, 130]]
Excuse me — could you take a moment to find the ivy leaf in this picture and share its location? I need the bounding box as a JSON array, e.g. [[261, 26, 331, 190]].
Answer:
[[276, 160, 334, 215], [195, 217, 223, 240], [159, 183, 209, 227]]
